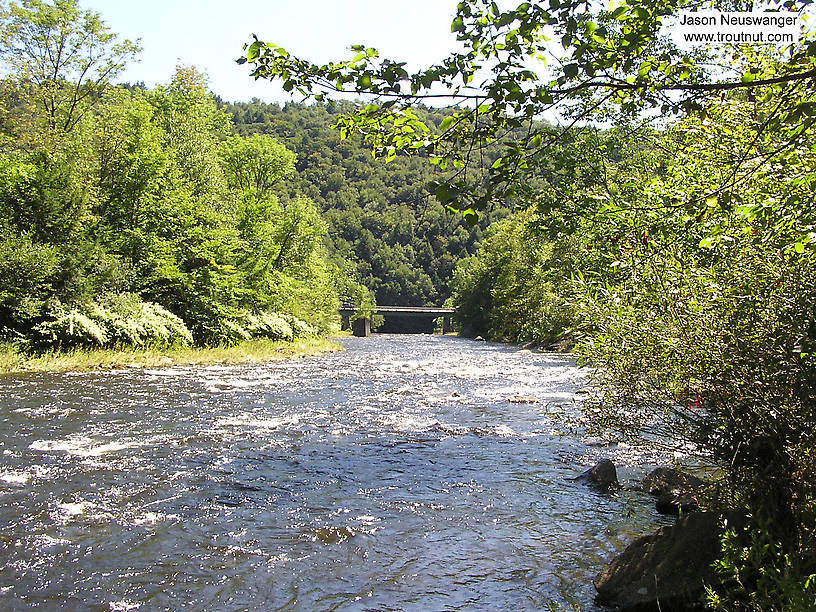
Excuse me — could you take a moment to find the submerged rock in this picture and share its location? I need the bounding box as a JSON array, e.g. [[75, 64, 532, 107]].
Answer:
[[572, 459, 619, 492], [594, 512, 746, 611], [506, 395, 538, 404]]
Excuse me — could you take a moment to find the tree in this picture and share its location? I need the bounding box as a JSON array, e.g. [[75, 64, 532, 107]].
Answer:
[[0, 0, 140, 133], [150, 65, 231, 201], [243, 0, 816, 232], [219, 133, 295, 198]]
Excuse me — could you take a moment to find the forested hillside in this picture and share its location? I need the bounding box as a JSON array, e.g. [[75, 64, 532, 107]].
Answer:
[[0, 0, 374, 351], [223, 100, 506, 306]]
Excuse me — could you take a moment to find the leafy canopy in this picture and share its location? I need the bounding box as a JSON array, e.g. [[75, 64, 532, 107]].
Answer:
[[242, 0, 816, 218], [0, 0, 140, 132]]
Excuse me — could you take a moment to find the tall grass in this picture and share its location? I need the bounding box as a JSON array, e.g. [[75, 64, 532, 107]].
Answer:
[[0, 337, 341, 374]]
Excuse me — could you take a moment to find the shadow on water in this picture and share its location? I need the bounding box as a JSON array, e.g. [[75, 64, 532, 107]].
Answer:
[[0, 334, 673, 611]]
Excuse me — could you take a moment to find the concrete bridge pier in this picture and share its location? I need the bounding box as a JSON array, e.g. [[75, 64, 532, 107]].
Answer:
[[352, 317, 371, 337], [442, 315, 453, 334]]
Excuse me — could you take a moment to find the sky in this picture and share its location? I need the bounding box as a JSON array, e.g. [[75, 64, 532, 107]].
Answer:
[[80, 0, 463, 104]]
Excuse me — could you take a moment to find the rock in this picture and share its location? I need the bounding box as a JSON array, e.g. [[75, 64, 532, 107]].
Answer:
[[594, 512, 747, 611], [474, 335, 486, 341], [641, 467, 706, 515], [656, 489, 699, 515], [642, 467, 705, 495], [572, 459, 619, 492], [506, 395, 538, 404]]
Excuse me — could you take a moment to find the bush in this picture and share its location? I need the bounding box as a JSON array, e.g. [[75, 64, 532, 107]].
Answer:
[[222, 310, 314, 344], [282, 313, 315, 338], [219, 318, 253, 345], [706, 517, 816, 611], [35, 305, 108, 347], [244, 311, 294, 341], [94, 294, 193, 347], [34, 294, 193, 349]]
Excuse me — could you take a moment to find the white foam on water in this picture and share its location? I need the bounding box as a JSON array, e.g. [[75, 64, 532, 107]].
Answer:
[[29, 438, 91, 453], [58, 501, 92, 517], [0, 471, 32, 485], [216, 414, 300, 430], [493, 424, 516, 437], [132, 512, 164, 525], [33, 534, 71, 549], [56, 500, 113, 525], [266, 552, 292, 567], [356, 515, 381, 525], [144, 367, 190, 377], [109, 600, 140, 611], [384, 415, 440, 432], [204, 375, 282, 393], [86, 441, 138, 456], [29, 438, 138, 457]]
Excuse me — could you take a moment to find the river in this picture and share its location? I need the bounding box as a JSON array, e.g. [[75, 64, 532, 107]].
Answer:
[[0, 334, 672, 611]]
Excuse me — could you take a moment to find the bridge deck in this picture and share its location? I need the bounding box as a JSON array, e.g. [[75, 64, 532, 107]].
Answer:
[[338, 306, 455, 315]]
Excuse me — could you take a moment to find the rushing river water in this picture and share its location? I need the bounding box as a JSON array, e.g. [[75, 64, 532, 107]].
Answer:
[[0, 335, 673, 611]]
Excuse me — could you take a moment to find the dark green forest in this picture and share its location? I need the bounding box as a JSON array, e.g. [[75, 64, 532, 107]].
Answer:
[[0, 1, 499, 353], [0, 0, 372, 350], [223, 99, 504, 306]]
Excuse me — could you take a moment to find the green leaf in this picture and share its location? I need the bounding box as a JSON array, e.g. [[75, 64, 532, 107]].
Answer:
[[563, 63, 579, 79], [610, 6, 627, 19], [247, 41, 262, 62], [435, 182, 459, 205]]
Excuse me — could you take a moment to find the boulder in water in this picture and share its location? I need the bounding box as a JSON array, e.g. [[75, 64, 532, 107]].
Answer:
[[594, 512, 747, 611], [642, 467, 705, 495], [641, 467, 706, 515], [572, 459, 619, 492]]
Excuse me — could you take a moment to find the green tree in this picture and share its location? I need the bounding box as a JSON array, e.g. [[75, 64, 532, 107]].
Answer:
[[243, 0, 816, 226], [0, 0, 140, 133], [219, 133, 295, 197]]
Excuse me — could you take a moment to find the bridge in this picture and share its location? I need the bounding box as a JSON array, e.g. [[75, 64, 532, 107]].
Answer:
[[339, 305, 456, 336]]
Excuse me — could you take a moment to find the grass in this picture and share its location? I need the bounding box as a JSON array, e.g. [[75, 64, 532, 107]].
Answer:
[[0, 337, 343, 374]]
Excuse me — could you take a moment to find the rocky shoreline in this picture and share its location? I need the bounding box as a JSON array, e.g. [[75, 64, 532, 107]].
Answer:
[[573, 460, 735, 611]]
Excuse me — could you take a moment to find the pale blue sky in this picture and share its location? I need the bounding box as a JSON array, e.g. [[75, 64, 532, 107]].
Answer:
[[81, 0, 462, 103]]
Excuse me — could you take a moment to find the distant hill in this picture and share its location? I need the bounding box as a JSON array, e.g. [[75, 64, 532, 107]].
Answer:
[[222, 100, 508, 306]]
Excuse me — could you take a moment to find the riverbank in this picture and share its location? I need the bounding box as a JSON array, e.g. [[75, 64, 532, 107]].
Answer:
[[0, 337, 342, 374]]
